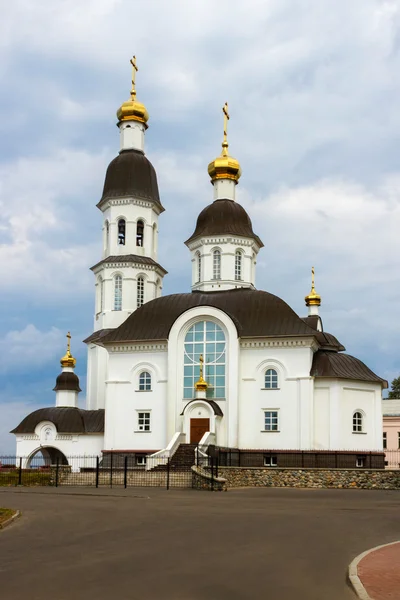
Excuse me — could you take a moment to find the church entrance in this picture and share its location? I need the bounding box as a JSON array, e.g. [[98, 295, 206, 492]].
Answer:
[[190, 418, 210, 444]]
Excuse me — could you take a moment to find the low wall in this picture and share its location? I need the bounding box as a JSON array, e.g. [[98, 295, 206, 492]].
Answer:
[[219, 467, 400, 490], [192, 466, 227, 491]]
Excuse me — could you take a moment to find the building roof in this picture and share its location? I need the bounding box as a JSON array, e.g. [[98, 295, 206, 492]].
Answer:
[[301, 315, 321, 330], [99, 288, 317, 344], [314, 331, 346, 352], [90, 254, 167, 274], [53, 372, 81, 393], [11, 408, 105, 434], [185, 199, 263, 247], [83, 328, 115, 345], [311, 351, 387, 387], [97, 149, 164, 212]]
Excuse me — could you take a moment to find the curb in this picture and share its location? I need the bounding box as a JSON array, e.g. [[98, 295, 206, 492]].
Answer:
[[0, 510, 21, 530], [348, 540, 400, 600]]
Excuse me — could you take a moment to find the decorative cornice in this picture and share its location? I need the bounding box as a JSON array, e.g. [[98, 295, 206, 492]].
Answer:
[[240, 338, 318, 350], [109, 343, 168, 353], [93, 261, 163, 273], [21, 435, 39, 441], [99, 196, 163, 215], [187, 236, 258, 251], [55, 435, 73, 441]]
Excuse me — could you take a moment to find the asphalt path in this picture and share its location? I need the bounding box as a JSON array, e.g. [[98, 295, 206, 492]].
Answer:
[[0, 486, 399, 600]]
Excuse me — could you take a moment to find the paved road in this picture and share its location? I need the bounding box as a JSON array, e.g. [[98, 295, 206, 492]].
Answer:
[[0, 487, 399, 600]]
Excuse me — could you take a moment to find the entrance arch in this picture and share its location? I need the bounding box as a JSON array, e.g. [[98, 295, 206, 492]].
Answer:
[[25, 446, 69, 469], [181, 399, 223, 444]]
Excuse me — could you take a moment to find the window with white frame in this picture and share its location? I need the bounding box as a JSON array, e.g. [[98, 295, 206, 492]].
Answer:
[[136, 455, 147, 466], [356, 456, 365, 468], [114, 275, 122, 311], [265, 369, 278, 389], [383, 432, 387, 449], [212, 249, 221, 280], [264, 455, 278, 467], [352, 411, 363, 433], [235, 250, 242, 280], [196, 251, 201, 283], [137, 276, 144, 308], [264, 410, 279, 431], [183, 321, 226, 399], [136, 220, 144, 246], [118, 218, 126, 245], [137, 412, 151, 432], [98, 277, 104, 313], [105, 220, 109, 252], [139, 371, 151, 391]]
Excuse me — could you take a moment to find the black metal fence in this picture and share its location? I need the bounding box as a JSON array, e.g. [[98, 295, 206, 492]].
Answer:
[[0, 453, 214, 490]]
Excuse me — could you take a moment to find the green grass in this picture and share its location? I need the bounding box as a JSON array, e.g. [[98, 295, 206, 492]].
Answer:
[[0, 471, 53, 487], [0, 508, 15, 524]]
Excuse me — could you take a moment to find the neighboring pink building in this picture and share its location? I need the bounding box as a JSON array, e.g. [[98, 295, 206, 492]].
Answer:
[[382, 399, 400, 469]]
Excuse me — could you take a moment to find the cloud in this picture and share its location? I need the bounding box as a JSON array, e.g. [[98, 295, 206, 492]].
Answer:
[[0, 325, 65, 373]]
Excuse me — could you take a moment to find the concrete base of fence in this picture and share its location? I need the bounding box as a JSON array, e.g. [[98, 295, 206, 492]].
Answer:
[[218, 467, 400, 489], [0, 510, 21, 530], [191, 466, 227, 491]]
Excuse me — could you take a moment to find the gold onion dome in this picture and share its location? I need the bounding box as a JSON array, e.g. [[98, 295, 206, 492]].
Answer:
[[208, 103, 242, 183], [60, 332, 77, 369], [116, 56, 149, 128], [305, 267, 321, 307]]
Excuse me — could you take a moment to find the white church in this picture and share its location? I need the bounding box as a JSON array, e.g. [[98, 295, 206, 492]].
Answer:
[[12, 58, 387, 468]]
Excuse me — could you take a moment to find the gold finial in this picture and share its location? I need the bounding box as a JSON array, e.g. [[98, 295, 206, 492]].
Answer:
[[130, 55, 138, 101], [305, 266, 321, 307], [195, 354, 208, 391], [207, 103, 241, 183], [60, 331, 77, 368], [222, 102, 229, 156], [116, 55, 149, 126]]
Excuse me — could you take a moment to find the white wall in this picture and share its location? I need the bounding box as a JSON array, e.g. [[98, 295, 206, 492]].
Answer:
[[86, 344, 108, 410]]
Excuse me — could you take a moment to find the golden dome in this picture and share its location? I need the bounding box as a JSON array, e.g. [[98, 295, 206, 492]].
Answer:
[[116, 56, 149, 128], [305, 267, 321, 307], [208, 103, 241, 184], [60, 332, 77, 369]]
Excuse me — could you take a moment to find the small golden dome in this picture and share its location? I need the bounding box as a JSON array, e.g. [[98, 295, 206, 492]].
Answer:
[[208, 103, 241, 184], [116, 56, 149, 128], [60, 332, 76, 369], [305, 267, 321, 307]]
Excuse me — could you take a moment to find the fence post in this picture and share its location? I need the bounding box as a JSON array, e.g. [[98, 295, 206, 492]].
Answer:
[[18, 457, 22, 486], [211, 456, 214, 491], [215, 456, 219, 479], [166, 457, 170, 491], [55, 457, 59, 488], [196, 445, 199, 467], [110, 453, 113, 489], [95, 456, 99, 488], [124, 456, 128, 489]]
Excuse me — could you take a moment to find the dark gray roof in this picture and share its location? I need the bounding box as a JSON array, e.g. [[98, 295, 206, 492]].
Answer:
[[97, 150, 164, 212], [302, 315, 321, 330], [83, 328, 115, 345], [181, 399, 223, 417], [90, 254, 167, 274], [11, 408, 105, 434], [100, 288, 316, 344], [53, 372, 81, 393], [311, 351, 387, 387], [315, 331, 346, 352], [185, 199, 263, 247]]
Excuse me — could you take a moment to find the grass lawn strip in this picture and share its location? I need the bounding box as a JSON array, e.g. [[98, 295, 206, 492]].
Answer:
[[0, 508, 17, 526]]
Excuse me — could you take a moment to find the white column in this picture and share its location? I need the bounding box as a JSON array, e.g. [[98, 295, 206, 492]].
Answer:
[[213, 179, 236, 201], [119, 121, 146, 152]]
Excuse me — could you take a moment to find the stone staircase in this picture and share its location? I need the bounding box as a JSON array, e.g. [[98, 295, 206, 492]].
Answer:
[[152, 444, 197, 471]]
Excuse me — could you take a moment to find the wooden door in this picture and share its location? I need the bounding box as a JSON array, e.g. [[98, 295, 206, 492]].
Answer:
[[190, 418, 210, 444]]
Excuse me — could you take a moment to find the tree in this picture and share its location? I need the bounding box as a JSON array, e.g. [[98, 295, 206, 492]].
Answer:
[[388, 376, 400, 399]]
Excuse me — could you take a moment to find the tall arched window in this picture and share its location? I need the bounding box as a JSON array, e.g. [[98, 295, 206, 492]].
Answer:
[[137, 276, 144, 307], [136, 220, 144, 246], [353, 411, 363, 432], [98, 277, 104, 313], [183, 321, 226, 399], [196, 251, 201, 283], [139, 371, 151, 391], [155, 278, 160, 298], [213, 249, 221, 280], [235, 250, 242, 281], [152, 222, 157, 254], [114, 275, 122, 311], [265, 369, 278, 389], [118, 219, 126, 245], [105, 221, 109, 253]]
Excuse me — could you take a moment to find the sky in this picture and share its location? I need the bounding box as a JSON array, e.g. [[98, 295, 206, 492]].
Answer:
[[1, 0, 400, 453]]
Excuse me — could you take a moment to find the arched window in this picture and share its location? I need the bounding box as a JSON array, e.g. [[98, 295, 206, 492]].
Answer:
[[137, 276, 144, 308], [152, 222, 157, 254], [183, 321, 226, 399], [139, 371, 151, 391], [136, 220, 144, 246], [265, 369, 278, 389], [235, 250, 242, 281], [114, 275, 122, 311], [155, 278, 160, 298], [105, 221, 109, 252], [98, 277, 104, 313], [196, 251, 201, 283], [212, 249, 221, 280], [353, 411, 363, 433], [118, 219, 126, 245]]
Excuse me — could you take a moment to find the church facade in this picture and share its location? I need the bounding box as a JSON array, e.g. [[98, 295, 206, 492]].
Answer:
[[12, 59, 387, 468]]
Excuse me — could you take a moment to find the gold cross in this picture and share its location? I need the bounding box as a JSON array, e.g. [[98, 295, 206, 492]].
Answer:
[[199, 354, 204, 379], [222, 102, 229, 155], [311, 266, 315, 288], [130, 55, 138, 100], [66, 331, 71, 353]]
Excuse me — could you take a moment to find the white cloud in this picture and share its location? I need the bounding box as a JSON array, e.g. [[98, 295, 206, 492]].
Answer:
[[0, 325, 64, 373]]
